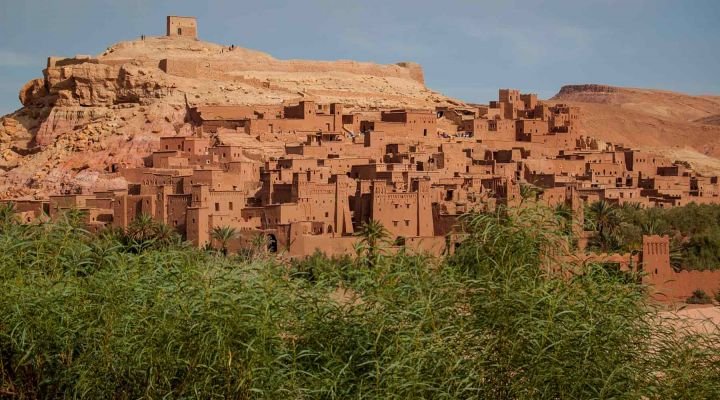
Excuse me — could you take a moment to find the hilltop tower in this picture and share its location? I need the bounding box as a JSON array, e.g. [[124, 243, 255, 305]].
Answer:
[[166, 16, 197, 38]]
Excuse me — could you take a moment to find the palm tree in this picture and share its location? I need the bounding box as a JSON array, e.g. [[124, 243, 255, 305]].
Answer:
[[153, 223, 180, 248], [126, 214, 157, 244], [620, 201, 642, 212], [211, 226, 238, 256], [355, 220, 389, 267], [519, 184, 540, 203], [588, 201, 621, 235], [669, 238, 684, 271], [554, 202, 573, 236], [586, 200, 622, 251], [641, 219, 662, 236], [618, 201, 643, 227]]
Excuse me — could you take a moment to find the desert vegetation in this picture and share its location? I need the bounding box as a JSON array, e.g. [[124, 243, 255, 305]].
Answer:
[[1, 204, 719, 398], [687, 289, 714, 305]]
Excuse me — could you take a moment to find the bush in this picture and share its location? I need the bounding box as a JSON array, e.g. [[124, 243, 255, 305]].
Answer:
[[687, 289, 713, 304], [674, 159, 692, 169], [0, 205, 719, 398], [451, 206, 652, 397]]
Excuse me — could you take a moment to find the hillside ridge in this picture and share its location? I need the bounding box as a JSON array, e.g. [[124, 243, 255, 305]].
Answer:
[[552, 83, 720, 174]]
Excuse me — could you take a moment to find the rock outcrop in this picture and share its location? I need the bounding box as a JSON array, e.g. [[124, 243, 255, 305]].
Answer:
[[1, 35, 457, 198]]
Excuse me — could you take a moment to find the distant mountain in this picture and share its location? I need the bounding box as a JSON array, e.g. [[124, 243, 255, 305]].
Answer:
[[552, 84, 720, 175]]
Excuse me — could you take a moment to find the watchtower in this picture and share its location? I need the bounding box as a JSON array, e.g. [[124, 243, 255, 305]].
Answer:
[[167, 16, 197, 38]]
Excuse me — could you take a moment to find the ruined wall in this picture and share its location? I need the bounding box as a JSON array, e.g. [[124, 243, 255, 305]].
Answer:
[[159, 58, 199, 78]]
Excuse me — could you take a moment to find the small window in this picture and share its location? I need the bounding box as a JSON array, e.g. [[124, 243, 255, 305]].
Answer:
[[229, 202, 233, 211], [215, 203, 220, 212]]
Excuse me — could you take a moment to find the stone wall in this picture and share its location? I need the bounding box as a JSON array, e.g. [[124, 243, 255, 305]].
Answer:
[[159, 58, 199, 78]]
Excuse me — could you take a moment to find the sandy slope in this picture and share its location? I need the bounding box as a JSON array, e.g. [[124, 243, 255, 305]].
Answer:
[[552, 85, 720, 174]]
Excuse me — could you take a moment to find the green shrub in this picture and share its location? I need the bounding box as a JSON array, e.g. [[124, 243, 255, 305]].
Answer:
[[0, 205, 718, 398], [687, 289, 713, 304], [674, 160, 692, 169]]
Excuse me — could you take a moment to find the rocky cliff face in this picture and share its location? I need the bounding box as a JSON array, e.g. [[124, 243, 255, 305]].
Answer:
[[0, 35, 458, 198], [554, 84, 619, 96]]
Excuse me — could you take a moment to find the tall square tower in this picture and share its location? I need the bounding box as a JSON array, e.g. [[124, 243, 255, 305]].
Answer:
[[167, 16, 197, 38]]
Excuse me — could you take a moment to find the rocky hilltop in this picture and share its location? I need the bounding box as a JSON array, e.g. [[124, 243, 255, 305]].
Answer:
[[554, 84, 720, 122], [0, 35, 458, 198], [22, 36, 440, 109], [552, 84, 720, 175]]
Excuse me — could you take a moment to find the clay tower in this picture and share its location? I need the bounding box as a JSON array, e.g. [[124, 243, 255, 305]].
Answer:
[[166, 16, 197, 38]]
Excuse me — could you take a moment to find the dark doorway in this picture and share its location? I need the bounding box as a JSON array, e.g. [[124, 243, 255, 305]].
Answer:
[[267, 234, 278, 253]]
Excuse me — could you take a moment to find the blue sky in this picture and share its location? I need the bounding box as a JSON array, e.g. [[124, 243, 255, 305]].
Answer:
[[1, 0, 719, 115]]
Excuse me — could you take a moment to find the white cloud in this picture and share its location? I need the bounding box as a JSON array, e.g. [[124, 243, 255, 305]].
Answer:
[[0, 49, 37, 67]]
